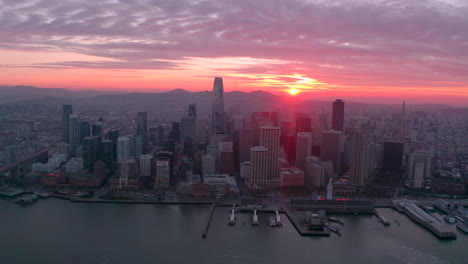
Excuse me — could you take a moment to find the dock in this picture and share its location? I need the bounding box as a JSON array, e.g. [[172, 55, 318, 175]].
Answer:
[[400, 202, 456, 239], [283, 211, 330, 236], [202, 203, 216, 238], [375, 211, 391, 226]]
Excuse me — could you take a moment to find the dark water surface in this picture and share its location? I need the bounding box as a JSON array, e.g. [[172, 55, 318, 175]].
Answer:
[[0, 199, 466, 264]]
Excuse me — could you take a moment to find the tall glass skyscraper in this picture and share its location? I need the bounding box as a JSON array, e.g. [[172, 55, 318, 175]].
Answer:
[[212, 77, 226, 134], [62, 104, 73, 143]]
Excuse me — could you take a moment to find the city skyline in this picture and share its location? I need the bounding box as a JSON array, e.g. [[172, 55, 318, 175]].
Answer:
[[1, 0, 468, 106]]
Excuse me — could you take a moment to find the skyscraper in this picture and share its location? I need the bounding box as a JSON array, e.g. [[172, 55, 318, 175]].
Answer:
[[212, 77, 226, 134], [137, 112, 148, 136], [260, 126, 280, 178], [62, 104, 73, 143], [117, 136, 131, 161], [238, 128, 253, 164], [92, 121, 103, 139], [332, 99, 344, 132], [409, 151, 432, 188], [83, 136, 100, 172], [79, 121, 90, 144], [348, 131, 381, 187], [181, 115, 196, 149], [101, 139, 113, 170], [296, 116, 312, 133], [295, 132, 312, 173], [250, 146, 268, 188], [68, 114, 80, 156], [320, 130, 342, 175], [188, 104, 197, 119], [382, 141, 404, 171], [107, 130, 119, 161]]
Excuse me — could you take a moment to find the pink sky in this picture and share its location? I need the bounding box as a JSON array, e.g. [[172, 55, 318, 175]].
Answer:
[[1, 0, 467, 106]]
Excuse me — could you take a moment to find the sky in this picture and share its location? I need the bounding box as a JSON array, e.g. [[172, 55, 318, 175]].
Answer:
[[0, 0, 467, 105]]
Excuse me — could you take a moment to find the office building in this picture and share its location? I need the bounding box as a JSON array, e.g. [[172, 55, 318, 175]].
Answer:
[[306, 156, 327, 188], [409, 151, 432, 189], [320, 130, 342, 175], [332, 99, 344, 132], [68, 114, 80, 156], [79, 121, 90, 144], [260, 126, 280, 178], [139, 154, 153, 177], [83, 136, 100, 172], [212, 77, 226, 134], [117, 136, 131, 161], [249, 146, 269, 188], [295, 132, 312, 172], [382, 141, 404, 172], [101, 139, 113, 170], [62, 104, 73, 143]]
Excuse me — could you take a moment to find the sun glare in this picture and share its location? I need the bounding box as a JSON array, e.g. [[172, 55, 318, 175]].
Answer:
[[287, 88, 300, 95]]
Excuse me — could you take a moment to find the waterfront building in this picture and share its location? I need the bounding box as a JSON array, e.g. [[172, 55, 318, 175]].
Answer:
[[280, 167, 305, 187], [155, 159, 170, 190], [202, 154, 216, 175], [305, 156, 327, 188], [139, 154, 153, 177]]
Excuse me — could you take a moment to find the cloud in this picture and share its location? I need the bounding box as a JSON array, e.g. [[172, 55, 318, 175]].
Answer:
[[0, 0, 467, 90]]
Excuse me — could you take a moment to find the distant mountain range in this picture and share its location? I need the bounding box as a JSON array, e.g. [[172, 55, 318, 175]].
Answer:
[[0, 85, 124, 104], [0, 85, 284, 111]]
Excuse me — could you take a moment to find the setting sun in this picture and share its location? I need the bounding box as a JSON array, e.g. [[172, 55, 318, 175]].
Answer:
[[287, 88, 300, 95]]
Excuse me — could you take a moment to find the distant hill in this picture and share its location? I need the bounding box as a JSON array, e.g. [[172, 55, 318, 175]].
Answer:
[[1, 86, 283, 112], [0, 85, 123, 104]]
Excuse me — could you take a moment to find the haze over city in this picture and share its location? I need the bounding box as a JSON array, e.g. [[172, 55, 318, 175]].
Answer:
[[1, 0, 468, 105]]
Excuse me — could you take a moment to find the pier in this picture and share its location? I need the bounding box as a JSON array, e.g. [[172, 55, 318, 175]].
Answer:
[[400, 202, 456, 239], [202, 203, 216, 238], [375, 211, 391, 226]]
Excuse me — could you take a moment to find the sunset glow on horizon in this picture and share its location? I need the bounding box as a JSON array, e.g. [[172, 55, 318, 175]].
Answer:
[[1, 0, 468, 106]]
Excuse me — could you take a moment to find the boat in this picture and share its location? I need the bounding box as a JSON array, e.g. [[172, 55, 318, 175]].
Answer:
[[422, 205, 436, 213], [252, 210, 259, 226], [456, 222, 468, 234], [36, 192, 50, 198], [269, 216, 276, 227], [444, 216, 456, 224], [228, 209, 236, 226], [329, 226, 341, 236], [275, 211, 282, 227], [15, 194, 39, 205], [329, 217, 344, 225]]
